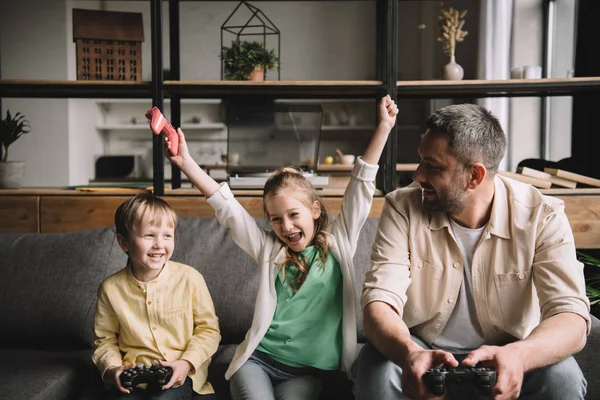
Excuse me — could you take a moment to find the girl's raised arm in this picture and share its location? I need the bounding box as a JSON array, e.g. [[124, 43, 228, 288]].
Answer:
[[164, 128, 221, 198], [361, 94, 398, 165]]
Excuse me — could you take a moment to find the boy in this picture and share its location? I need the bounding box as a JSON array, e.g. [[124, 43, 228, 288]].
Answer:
[[92, 192, 221, 399]]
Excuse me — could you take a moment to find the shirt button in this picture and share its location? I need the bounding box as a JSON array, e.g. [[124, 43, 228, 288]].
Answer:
[[152, 327, 157, 331], [434, 324, 441, 329], [447, 297, 454, 303], [518, 273, 525, 279], [453, 262, 460, 269], [418, 262, 424, 268], [147, 301, 152, 305]]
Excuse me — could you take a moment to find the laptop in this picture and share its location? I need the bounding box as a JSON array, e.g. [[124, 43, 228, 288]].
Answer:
[[226, 101, 329, 189]]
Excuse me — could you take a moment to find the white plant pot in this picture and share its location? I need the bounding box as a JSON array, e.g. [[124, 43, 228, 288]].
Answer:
[[0, 161, 26, 189]]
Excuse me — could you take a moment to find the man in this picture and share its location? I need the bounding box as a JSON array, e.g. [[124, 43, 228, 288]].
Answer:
[[353, 104, 590, 400]]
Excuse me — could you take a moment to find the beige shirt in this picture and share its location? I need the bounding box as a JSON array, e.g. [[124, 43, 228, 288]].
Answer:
[[361, 176, 590, 345], [92, 261, 221, 394]]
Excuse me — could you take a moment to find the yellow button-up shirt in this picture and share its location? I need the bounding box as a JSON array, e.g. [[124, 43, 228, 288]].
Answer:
[[361, 176, 590, 345], [92, 261, 221, 394]]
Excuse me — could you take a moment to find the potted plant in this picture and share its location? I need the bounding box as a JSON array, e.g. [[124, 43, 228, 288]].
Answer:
[[0, 110, 30, 189], [578, 251, 600, 317], [437, 7, 468, 80], [220, 40, 279, 81]]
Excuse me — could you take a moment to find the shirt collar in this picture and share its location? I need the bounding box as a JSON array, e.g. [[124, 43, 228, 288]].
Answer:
[[126, 261, 172, 290]]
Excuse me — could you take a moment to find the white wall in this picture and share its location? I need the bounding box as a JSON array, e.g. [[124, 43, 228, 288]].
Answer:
[[59, 0, 376, 185], [1, 0, 577, 185], [508, 0, 544, 170], [0, 0, 69, 187], [547, 0, 576, 162]]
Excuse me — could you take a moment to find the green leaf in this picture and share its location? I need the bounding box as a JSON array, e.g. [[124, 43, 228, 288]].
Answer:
[[0, 110, 30, 162], [220, 40, 279, 80]]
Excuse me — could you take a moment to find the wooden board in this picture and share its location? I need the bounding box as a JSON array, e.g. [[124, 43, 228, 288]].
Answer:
[[40, 197, 133, 233], [498, 170, 552, 188], [545, 168, 600, 188], [3, 192, 596, 249], [38, 196, 386, 233], [0, 196, 39, 233], [517, 167, 577, 188], [556, 195, 600, 250]]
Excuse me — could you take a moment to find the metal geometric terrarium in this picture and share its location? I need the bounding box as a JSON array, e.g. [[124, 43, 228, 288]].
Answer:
[[220, 1, 281, 80]]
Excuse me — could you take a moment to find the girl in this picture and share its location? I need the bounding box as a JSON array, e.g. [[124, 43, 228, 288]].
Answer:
[[162, 95, 398, 400]]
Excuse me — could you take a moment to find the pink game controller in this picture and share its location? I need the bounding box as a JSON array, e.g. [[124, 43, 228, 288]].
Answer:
[[145, 106, 179, 156]]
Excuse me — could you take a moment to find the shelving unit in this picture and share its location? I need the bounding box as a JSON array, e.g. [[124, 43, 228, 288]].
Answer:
[[1, 0, 598, 195]]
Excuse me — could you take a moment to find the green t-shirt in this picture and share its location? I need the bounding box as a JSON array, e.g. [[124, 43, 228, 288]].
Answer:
[[256, 246, 343, 370]]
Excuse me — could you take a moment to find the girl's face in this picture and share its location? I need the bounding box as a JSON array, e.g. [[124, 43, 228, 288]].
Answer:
[[117, 215, 175, 282], [265, 189, 321, 253]]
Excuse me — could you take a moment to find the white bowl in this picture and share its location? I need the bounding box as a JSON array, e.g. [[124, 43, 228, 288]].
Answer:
[[340, 154, 356, 165]]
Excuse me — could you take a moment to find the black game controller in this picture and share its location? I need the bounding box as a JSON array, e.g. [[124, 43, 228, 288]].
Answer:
[[120, 361, 174, 391], [423, 365, 497, 396]]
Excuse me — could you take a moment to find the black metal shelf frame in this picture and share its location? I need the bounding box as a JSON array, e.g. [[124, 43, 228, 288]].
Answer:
[[2, 0, 595, 193]]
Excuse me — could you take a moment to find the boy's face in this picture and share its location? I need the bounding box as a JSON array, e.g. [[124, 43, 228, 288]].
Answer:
[[118, 215, 175, 281]]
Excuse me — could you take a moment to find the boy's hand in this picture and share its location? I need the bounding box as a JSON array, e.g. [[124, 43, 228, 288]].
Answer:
[[164, 128, 192, 170], [159, 359, 193, 390], [378, 94, 398, 132], [105, 363, 136, 394]]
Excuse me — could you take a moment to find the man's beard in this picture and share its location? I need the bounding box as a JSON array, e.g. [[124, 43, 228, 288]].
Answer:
[[422, 176, 469, 215]]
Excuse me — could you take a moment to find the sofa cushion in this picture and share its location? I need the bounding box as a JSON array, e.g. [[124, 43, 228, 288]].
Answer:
[[575, 314, 600, 398], [0, 228, 126, 350], [173, 217, 263, 344], [172, 216, 378, 345], [0, 349, 94, 400]]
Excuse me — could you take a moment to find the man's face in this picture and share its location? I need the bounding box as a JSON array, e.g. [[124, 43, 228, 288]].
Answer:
[[413, 130, 470, 215]]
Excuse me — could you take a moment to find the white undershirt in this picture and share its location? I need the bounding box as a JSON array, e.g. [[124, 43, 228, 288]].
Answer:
[[432, 219, 488, 353]]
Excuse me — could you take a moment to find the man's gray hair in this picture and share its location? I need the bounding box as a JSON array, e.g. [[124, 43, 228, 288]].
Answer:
[[425, 103, 507, 175]]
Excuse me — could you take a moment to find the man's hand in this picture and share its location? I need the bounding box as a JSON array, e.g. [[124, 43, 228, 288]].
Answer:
[[104, 363, 136, 394], [159, 359, 193, 390], [401, 348, 458, 399], [462, 345, 524, 400]]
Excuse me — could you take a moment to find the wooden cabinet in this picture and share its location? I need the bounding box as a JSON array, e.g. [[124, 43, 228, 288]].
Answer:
[[1, 190, 598, 249], [0, 196, 39, 233]]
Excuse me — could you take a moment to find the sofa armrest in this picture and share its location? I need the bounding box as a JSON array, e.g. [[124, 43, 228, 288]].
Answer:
[[574, 314, 600, 399]]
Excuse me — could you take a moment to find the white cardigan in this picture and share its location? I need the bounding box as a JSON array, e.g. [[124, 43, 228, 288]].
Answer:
[[207, 157, 378, 380]]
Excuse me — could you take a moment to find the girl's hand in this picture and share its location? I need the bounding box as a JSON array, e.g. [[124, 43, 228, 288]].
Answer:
[[164, 128, 192, 170], [378, 94, 399, 132], [159, 359, 193, 390]]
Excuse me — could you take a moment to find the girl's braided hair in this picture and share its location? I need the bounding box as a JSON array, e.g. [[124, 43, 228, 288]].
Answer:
[[263, 167, 329, 291]]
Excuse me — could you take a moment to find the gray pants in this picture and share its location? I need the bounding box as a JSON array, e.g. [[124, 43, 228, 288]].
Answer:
[[230, 352, 323, 400], [352, 338, 587, 400]]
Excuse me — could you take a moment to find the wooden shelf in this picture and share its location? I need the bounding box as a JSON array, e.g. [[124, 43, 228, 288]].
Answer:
[[396, 77, 600, 99], [0, 79, 153, 98], [96, 123, 226, 130], [164, 80, 384, 99]]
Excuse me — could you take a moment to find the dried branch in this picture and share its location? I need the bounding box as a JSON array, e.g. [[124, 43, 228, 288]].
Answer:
[[437, 7, 468, 57]]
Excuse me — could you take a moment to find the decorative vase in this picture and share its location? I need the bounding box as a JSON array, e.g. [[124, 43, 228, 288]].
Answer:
[[443, 55, 464, 81], [248, 66, 265, 81], [0, 161, 25, 189]]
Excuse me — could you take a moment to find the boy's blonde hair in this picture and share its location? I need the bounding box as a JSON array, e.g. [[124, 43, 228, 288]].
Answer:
[[114, 191, 178, 239], [263, 167, 329, 291]]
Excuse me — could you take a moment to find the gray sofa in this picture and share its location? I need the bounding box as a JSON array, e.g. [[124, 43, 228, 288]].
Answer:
[[0, 216, 598, 400]]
